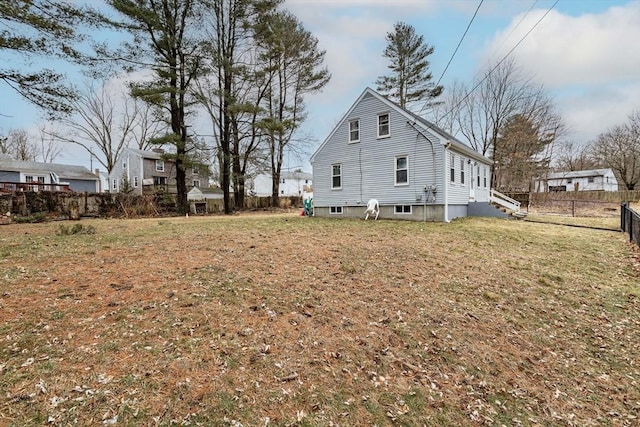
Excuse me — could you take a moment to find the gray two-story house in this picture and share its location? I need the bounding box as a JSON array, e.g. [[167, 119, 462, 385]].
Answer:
[[109, 148, 205, 195], [310, 87, 498, 222]]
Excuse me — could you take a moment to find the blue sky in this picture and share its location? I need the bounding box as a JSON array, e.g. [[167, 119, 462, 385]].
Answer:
[[1, 0, 639, 172]]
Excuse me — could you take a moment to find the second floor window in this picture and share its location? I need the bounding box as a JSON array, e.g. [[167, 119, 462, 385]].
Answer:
[[378, 113, 390, 138], [349, 119, 360, 142], [193, 180, 200, 188], [156, 160, 165, 172], [133, 176, 139, 187]]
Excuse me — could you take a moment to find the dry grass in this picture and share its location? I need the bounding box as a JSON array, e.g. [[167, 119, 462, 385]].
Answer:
[[1, 213, 639, 426]]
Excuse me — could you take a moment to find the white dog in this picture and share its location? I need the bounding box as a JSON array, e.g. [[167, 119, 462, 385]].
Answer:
[[364, 198, 379, 220]]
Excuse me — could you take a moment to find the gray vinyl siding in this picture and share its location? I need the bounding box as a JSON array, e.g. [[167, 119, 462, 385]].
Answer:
[[312, 92, 446, 208], [65, 179, 98, 192]]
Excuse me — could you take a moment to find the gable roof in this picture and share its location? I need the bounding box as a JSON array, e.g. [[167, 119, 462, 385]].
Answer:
[[310, 87, 490, 164], [0, 158, 98, 181], [125, 148, 167, 160], [542, 168, 615, 180]]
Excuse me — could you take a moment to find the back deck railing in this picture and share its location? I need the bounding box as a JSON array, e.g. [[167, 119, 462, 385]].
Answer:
[[621, 203, 640, 247], [0, 182, 71, 192]]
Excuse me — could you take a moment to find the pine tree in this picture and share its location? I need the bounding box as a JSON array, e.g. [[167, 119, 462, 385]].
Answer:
[[0, 1, 98, 116], [376, 22, 442, 110]]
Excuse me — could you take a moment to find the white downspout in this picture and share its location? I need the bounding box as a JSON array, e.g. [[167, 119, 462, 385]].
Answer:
[[443, 142, 450, 223]]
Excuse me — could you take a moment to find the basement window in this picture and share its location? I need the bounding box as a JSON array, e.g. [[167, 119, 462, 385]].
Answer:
[[394, 205, 412, 214], [330, 206, 343, 214]]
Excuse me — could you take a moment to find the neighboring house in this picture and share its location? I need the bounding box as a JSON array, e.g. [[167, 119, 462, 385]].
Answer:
[[533, 168, 618, 192], [109, 148, 206, 195], [0, 155, 99, 192], [249, 171, 313, 197], [310, 87, 499, 222]]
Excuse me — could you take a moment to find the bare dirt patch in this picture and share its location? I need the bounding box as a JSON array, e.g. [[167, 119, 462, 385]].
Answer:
[[1, 214, 639, 426]]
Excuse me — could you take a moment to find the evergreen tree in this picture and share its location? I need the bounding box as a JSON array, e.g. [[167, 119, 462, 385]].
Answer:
[[0, 1, 98, 116], [105, 0, 205, 214], [494, 114, 553, 192], [375, 22, 442, 110]]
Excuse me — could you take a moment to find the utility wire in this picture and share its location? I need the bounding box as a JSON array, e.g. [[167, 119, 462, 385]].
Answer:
[[433, 1, 483, 95], [439, 0, 560, 123], [415, 0, 483, 118], [486, 0, 540, 66]]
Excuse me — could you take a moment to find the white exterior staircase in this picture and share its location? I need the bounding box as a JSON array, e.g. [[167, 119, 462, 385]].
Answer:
[[490, 189, 528, 219]]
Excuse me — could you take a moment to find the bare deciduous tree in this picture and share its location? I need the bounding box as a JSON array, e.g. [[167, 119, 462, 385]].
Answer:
[[0, 129, 38, 161], [51, 81, 161, 174], [450, 59, 565, 189], [590, 110, 640, 190], [554, 141, 600, 172]]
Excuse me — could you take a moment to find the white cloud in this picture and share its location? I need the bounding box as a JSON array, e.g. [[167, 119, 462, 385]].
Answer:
[[559, 82, 640, 143], [485, 3, 640, 87]]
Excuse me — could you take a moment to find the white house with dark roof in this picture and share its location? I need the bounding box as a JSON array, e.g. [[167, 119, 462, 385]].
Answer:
[[310, 87, 517, 222], [533, 168, 618, 192], [0, 155, 99, 192]]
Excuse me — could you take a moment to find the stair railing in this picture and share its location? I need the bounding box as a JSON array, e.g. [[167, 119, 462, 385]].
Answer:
[[490, 189, 521, 213]]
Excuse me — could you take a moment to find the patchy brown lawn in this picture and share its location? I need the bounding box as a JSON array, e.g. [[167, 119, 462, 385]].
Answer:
[[1, 214, 639, 426]]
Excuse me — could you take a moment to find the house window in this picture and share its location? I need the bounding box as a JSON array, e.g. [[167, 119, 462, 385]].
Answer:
[[192, 166, 199, 174], [305, 179, 309, 184], [332, 164, 342, 189], [193, 180, 200, 188], [394, 205, 412, 214], [483, 167, 487, 188], [154, 176, 167, 186], [460, 159, 465, 185], [477, 166, 481, 187], [588, 176, 594, 183], [330, 206, 343, 214], [112, 179, 117, 191], [450, 154, 455, 183], [395, 156, 408, 185], [123, 161, 127, 169], [281, 178, 286, 184], [25, 175, 33, 182], [155, 160, 165, 172], [377, 113, 390, 138], [349, 119, 360, 143], [133, 176, 139, 187], [567, 179, 572, 184]]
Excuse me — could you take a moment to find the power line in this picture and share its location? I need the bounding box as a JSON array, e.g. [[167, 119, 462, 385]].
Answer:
[[416, 0, 483, 118], [439, 0, 560, 124], [434, 0, 483, 91], [486, 0, 540, 65]]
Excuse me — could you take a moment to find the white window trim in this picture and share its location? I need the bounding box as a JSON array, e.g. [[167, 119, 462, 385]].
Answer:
[[349, 119, 360, 143], [330, 206, 343, 215], [394, 155, 409, 186], [377, 113, 390, 138], [394, 205, 412, 214], [460, 158, 466, 186], [331, 164, 342, 190], [156, 160, 165, 172]]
